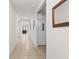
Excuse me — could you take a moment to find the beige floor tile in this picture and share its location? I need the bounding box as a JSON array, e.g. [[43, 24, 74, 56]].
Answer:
[[29, 56, 39, 59], [10, 34, 46, 59]]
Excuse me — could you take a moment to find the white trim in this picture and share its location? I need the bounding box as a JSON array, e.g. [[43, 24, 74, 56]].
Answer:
[[35, 0, 46, 13]]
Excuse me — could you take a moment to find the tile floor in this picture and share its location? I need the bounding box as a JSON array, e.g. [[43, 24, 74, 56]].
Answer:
[[10, 34, 46, 59]]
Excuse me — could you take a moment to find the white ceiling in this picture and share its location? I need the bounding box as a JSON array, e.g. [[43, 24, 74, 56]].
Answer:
[[10, 0, 43, 17]]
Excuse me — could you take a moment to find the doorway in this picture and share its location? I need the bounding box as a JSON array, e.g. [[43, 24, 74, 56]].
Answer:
[[37, 0, 46, 46]]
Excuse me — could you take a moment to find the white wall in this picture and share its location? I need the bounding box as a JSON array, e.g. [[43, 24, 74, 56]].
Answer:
[[29, 15, 38, 47], [37, 14, 46, 45], [46, 0, 69, 59], [9, 3, 18, 55]]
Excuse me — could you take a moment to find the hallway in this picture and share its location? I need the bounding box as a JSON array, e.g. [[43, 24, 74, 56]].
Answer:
[[10, 34, 46, 59]]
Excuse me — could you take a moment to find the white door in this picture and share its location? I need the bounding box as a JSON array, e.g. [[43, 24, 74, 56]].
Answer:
[[38, 22, 46, 45]]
